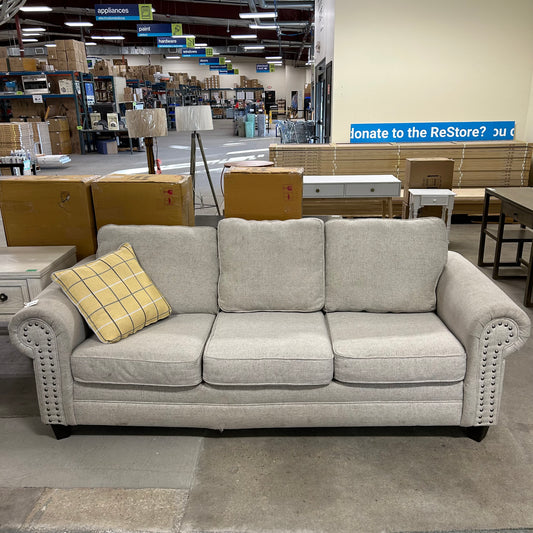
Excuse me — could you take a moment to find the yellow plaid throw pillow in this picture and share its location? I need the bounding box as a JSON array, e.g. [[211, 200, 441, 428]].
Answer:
[[51, 243, 171, 343]]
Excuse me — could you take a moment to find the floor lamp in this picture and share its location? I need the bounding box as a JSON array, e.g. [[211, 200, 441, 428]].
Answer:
[[175, 106, 221, 215], [126, 108, 168, 174]]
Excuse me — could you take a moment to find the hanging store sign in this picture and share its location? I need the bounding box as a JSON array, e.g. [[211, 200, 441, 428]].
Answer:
[[137, 23, 182, 37], [226, 69, 239, 75], [209, 65, 229, 71], [199, 57, 226, 65], [95, 4, 153, 21], [182, 47, 214, 57], [349, 121, 516, 144], [256, 63, 269, 73], [156, 37, 195, 48]]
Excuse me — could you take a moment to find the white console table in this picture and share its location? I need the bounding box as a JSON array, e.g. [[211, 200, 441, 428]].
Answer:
[[303, 175, 401, 218], [408, 188, 456, 236]]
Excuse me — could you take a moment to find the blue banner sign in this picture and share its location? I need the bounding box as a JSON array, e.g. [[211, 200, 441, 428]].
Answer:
[[256, 63, 269, 73], [227, 69, 239, 75], [157, 37, 194, 48], [137, 23, 182, 37], [199, 57, 225, 65], [349, 121, 515, 144], [182, 47, 213, 57], [96, 4, 152, 21], [209, 65, 229, 71]]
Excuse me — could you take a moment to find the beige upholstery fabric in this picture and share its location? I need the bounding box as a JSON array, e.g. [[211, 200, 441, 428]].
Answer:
[[327, 311, 466, 384], [71, 314, 215, 387], [217, 218, 325, 312], [203, 312, 333, 385], [97, 225, 219, 314], [325, 218, 448, 313]]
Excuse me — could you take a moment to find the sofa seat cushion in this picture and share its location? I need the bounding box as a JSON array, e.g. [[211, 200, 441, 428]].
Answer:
[[327, 312, 466, 384], [71, 314, 215, 387], [203, 312, 333, 386]]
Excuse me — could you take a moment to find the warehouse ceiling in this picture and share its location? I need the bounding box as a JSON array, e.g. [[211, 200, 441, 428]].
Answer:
[[0, 0, 315, 64]]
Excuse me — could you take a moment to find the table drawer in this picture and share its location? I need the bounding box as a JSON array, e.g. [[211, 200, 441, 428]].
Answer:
[[503, 203, 533, 227], [418, 195, 451, 207], [345, 182, 400, 197], [0, 280, 30, 314], [303, 183, 344, 198]]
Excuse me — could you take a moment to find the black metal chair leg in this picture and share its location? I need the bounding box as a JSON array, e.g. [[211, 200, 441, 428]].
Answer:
[[465, 426, 489, 442], [50, 424, 72, 440]]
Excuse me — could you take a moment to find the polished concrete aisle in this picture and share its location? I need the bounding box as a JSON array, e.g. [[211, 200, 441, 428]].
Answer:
[[1, 223, 533, 533]]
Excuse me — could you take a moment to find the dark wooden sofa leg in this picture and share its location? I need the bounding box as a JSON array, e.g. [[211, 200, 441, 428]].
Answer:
[[51, 424, 72, 440], [465, 426, 489, 442]]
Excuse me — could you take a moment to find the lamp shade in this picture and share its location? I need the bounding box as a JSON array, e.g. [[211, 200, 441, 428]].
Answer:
[[175, 105, 214, 132], [126, 109, 168, 138]]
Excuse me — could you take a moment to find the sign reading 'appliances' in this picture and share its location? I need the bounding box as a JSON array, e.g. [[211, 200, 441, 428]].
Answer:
[[137, 23, 182, 37], [349, 121, 516, 144], [96, 4, 153, 20]]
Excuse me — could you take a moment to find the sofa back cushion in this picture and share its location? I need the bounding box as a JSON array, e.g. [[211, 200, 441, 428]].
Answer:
[[97, 224, 219, 314], [218, 218, 325, 312], [325, 218, 448, 313]]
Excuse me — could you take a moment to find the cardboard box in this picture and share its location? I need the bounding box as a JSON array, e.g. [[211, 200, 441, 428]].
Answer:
[[0, 58, 8, 71], [107, 112, 119, 130], [58, 79, 74, 94], [48, 117, 70, 132], [96, 139, 118, 155], [90, 112, 101, 129], [91, 174, 194, 229], [224, 166, 303, 220], [7, 57, 23, 71], [22, 58, 38, 71], [404, 158, 455, 190], [0, 47, 8, 58], [0, 175, 99, 259]]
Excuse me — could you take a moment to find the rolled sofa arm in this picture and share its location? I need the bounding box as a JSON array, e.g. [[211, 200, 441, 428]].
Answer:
[[436, 251, 530, 427], [8, 282, 89, 426]]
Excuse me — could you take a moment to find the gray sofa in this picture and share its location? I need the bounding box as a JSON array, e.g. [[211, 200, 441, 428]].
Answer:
[[8, 217, 531, 441]]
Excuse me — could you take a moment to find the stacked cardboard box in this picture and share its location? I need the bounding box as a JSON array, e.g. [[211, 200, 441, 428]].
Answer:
[[47, 116, 71, 154], [0, 123, 35, 158], [270, 141, 533, 188], [92, 59, 113, 76], [202, 75, 220, 89], [6, 57, 38, 71], [224, 167, 303, 220], [91, 174, 194, 229], [0, 175, 99, 259], [270, 142, 532, 216]]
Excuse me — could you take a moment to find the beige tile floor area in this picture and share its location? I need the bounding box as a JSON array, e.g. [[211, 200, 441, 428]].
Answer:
[[1, 222, 533, 532]]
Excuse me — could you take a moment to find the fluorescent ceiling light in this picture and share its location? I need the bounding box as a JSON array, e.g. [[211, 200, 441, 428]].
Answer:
[[268, 61, 282, 64], [195, 43, 208, 47], [249, 24, 277, 30], [19, 6, 52, 11], [91, 35, 124, 40], [22, 33, 42, 36], [22, 38, 38, 42], [65, 21, 93, 27], [22, 27, 46, 32], [239, 11, 277, 19], [266, 55, 282, 60], [225, 59, 232, 63], [243, 45, 265, 50], [85, 42, 97, 46], [165, 56, 181, 59], [231, 34, 257, 39], [44, 43, 56, 47]]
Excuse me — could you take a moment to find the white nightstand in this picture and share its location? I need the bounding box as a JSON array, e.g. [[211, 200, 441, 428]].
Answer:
[[0, 246, 76, 328], [408, 189, 456, 237]]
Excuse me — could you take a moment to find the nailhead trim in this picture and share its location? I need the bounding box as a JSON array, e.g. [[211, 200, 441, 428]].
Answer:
[[19, 320, 65, 425], [475, 319, 516, 426]]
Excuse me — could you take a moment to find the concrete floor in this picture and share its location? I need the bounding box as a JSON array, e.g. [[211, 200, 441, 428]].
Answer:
[[1, 124, 533, 532]]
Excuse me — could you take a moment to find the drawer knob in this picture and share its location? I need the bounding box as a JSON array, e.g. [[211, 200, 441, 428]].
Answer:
[[315, 188, 320, 193], [0, 293, 8, 302], [370, 187, 375, 192]]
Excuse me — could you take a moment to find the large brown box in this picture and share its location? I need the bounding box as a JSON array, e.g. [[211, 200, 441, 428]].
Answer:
[[91, 174, 194, 229], [49, 130, 72, 154], [48, 117, 70, 132], [0, 58, 8, 71], [0, 175, 99, 259], [7, 57, 23, 71], [224, 167, 303, 220]]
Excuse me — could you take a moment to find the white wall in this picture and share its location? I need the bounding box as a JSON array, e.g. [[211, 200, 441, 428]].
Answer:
[[331, 0, 533, 143], [314, 0, 335, 66], [104, 53, 309, 105]]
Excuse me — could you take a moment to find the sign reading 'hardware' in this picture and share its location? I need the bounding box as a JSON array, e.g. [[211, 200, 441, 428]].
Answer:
[[156, 37, 195, 48], [96, 4, 153, 20], [349, 121, 515, 144]]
